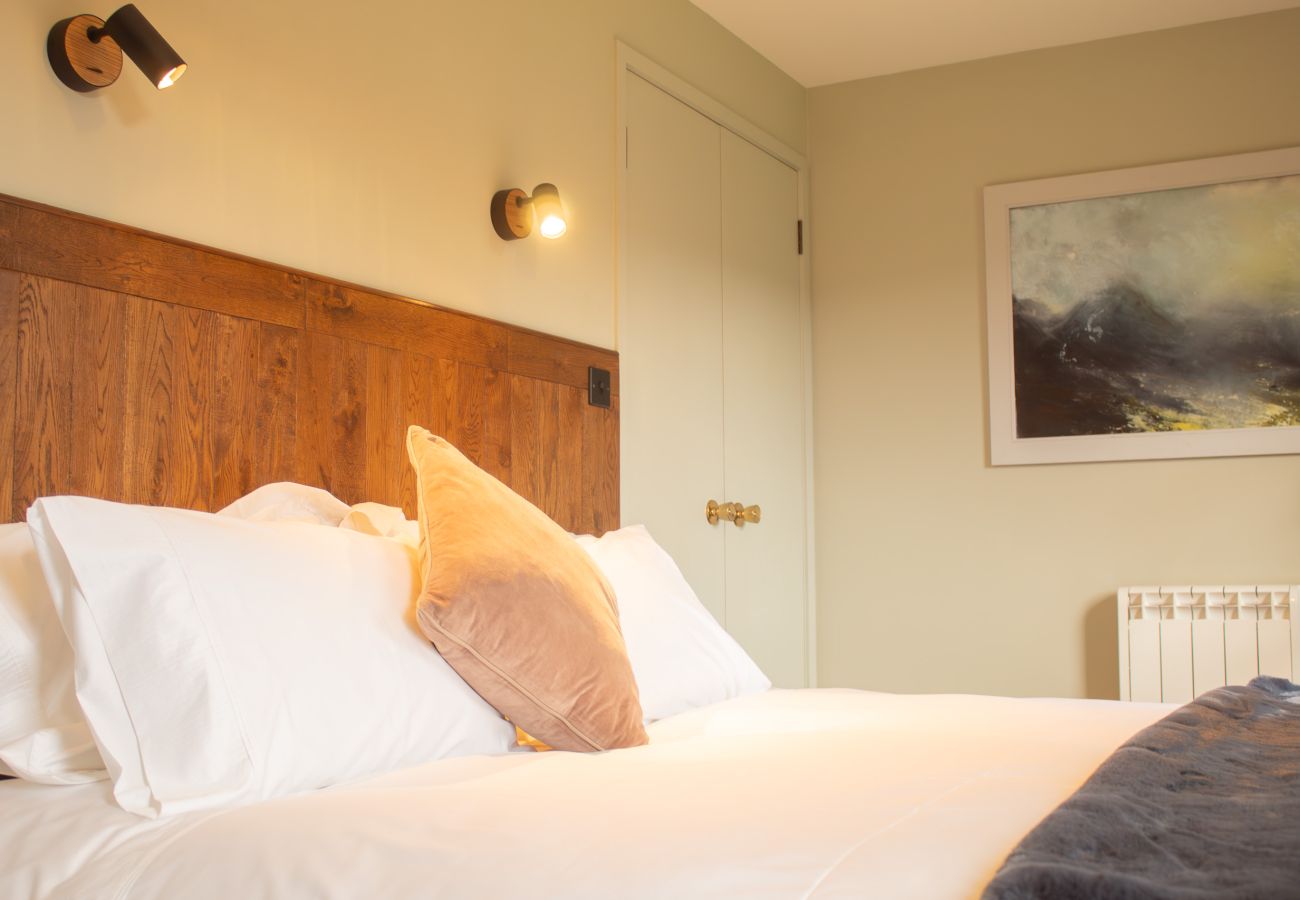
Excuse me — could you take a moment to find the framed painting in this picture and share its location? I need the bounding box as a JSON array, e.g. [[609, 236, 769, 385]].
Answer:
[[984, 146, 1300, 465]]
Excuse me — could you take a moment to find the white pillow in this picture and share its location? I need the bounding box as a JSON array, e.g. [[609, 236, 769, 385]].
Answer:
[[28, 497, 516, 817], [340, 502, 419, 548], [574, 525, 770, 722], [217, 481, 351, 525], [0, 524, 104, 783]]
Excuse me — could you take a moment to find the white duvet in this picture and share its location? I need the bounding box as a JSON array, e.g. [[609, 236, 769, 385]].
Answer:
[[0, 689, 1170, 900]]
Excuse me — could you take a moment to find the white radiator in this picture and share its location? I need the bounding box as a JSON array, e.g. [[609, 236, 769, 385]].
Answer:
[[1118, 585, 1299, 703]]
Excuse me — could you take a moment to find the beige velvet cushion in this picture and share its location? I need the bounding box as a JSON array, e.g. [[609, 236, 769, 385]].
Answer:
[[406, 426, 647, 751]]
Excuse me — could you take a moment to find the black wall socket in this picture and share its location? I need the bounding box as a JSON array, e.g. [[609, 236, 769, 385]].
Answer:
[[588, 366, 611, 408]]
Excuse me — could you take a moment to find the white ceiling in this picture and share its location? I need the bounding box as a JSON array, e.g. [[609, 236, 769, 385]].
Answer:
[[689, 0, 1300, 87]]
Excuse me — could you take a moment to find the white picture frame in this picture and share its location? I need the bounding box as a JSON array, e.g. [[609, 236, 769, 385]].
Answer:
[[984, 146, 1300, 466]]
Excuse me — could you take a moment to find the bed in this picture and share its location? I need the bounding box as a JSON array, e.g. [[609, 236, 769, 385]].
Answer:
[[3, 691, 1169, 899], [1, 195, 1295, 900]]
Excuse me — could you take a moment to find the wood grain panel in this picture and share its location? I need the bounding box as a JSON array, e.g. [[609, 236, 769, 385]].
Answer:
[[210, 315, 260, 505], [68, 287, 128, 503], [552, 384, 585, 531], [294, 330, 333, 493], [332, 345, 365, 497], [0, 270, 18, 519], [297, 331, 368, 504], [508, 330, 619, 395], [13, 276, 75, 519], [483, 369, 512, 484], [124, 297, 178, 507], [398, 353, 441, 516], [169, 308, 214, 509], [507, 372, 618, 534], [448, 361, 485, 466], [307, 281, 507, 371], [509, 375, 542, 509], [582, 396, 620, 535], [4, 199, 303, 328], [580, 400, 605, 535], [365, 344, 405, 507], [402, 353, 445, 440], [253, 324, 299, 488], [536, 382, 563, 525], [2, 194, 619, 533], [437, 358, 459, 448]]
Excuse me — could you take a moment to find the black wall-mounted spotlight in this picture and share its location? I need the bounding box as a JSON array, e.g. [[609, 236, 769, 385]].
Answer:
[[48, 4, 186, 92], [491, 183, 568, 241]]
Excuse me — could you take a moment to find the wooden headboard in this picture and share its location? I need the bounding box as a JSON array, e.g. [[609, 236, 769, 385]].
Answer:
[[0, 195, 618, 533]]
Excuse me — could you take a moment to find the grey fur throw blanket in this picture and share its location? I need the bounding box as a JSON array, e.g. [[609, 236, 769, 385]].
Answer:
[[983, 677, 1300, 900]]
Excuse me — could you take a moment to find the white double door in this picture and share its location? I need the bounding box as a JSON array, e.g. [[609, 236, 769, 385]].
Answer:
[[621, 73, 810, 687]]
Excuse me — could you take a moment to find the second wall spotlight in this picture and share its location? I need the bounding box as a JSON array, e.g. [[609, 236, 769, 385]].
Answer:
[[491, 184, 567, 241]]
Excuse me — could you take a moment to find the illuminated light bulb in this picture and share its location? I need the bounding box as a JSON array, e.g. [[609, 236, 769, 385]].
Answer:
[[539, 214, 567, 239], [157, 62, 186, 88], [530, 183, 567, 240]]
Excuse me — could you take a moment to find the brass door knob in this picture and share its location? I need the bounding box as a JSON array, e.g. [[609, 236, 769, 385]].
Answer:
[[706, 499, 737, 525], [706, 500, 760, 527]]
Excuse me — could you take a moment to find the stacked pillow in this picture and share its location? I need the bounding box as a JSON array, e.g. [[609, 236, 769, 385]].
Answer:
[[216, 481, 352, 525], [26, 495, 517, 817], [5, 442, 771, 815], [2, 481, 439, 793], [574, 525, 770, 723], [0, 524, 104, 783]]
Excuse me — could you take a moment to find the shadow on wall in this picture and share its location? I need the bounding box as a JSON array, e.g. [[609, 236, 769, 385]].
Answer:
[[1084, 593, 1119, 700]]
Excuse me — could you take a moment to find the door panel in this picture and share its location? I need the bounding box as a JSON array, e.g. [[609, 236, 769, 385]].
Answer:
[[622, 74, 808, 686], [621, 74, 726, 620], [720, 131, 807, 687]]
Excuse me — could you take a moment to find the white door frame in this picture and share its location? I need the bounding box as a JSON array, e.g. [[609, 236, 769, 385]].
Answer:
[[615, 42, 818, 687]]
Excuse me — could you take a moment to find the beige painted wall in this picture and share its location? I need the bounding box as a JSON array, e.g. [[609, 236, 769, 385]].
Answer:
[[809, 9, 1300, 699], [1, 0, 804, 350]]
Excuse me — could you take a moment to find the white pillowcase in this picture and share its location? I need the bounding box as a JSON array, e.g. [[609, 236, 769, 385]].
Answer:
[[574, 525, 770, 722], [28, 497, 516, 817], [217, 481, 351, 525], [0, 524, 104, 783], [221, 483, 418, 548], [340, 502, 419, 548]]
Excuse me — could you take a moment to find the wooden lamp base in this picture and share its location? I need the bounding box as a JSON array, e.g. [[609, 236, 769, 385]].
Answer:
[[48, 14, 124, 92], [490, 188, 534, 240]]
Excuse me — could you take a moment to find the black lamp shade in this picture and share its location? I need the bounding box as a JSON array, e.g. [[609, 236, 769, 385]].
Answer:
[[98, 4, 186, 89]]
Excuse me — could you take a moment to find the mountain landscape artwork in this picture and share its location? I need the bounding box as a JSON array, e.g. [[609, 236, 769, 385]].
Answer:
[[1010, 174, 1300, 439]]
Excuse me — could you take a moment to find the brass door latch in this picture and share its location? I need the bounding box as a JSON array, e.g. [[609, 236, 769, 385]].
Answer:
[[706, 499, 762, 527]]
